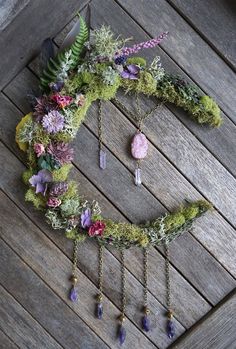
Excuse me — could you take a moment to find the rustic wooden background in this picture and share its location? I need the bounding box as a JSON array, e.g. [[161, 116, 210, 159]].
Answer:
[[0, 1, 236, 348]]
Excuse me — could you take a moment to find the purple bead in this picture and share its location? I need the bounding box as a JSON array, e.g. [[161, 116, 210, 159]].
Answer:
[[118, 325, 126, 345], [69, 286, 78, 302], [97, 303, 103, 319], [167, 320, 175, 339], [142, 315, 151, 332]]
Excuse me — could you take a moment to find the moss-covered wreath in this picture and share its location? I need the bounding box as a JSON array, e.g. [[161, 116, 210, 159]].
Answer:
[[16, 16, 219, 248]]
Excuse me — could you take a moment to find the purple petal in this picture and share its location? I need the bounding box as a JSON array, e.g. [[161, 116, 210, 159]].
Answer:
[[35, 182, 45, 194], [120, 71, 131, 79], [127, 64, 140, 74], [38, 169, 53, 183], [29, 174, 41, 186], [81, 209, 92, 228]]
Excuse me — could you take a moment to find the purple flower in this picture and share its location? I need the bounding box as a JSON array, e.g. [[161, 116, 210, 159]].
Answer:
[[49, 182, 69, 196], [29, 169, 52, 195], [121, 64, 140, 80], [33, 96, 58, 122], [47, 141, 74, 165], [47, 197, 61, 208], [42, 110, 64, 133], [49, 81, 64, 93], [81, 209, 92, 229]]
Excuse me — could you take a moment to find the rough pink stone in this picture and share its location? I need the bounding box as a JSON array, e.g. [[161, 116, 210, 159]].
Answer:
[[131, 132, 148, 159]]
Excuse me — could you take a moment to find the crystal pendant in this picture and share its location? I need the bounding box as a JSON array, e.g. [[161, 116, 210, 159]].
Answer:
[[167, 320, 175, 339], [131, 132, 148, 160], [135, 167, 142, 186], [118, 325, 126, 345], [99, 149, 106, 169], [142, 315, 151, 332], [69, 286, 78, 302], [96, 302, 103, 319]]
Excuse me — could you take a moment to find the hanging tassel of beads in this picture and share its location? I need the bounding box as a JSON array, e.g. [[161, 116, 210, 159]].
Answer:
[[165, 243, 175, 339], [98, 100, 107, 170], [69, 239, 79, 302], [118, 250, 126, 345], [142, 248, 151, 332], [96, 244, 104, 319]]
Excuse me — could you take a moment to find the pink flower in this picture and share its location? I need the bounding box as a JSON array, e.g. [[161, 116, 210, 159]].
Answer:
[[51, 94, 73, 108], [34, 143, 45, 157], [47, 197, 61, 208], [75, 93, 85, 107], [88, 221, 106, 237]]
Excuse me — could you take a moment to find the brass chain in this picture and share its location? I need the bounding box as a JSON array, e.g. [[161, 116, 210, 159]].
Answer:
[[98, 244, 104, 298], [98, 99, 103, 150], [121, 249, 126, 317], [72, 239, 79, 277], [143, 248, 148, 307], [165, 243, 171, 310]]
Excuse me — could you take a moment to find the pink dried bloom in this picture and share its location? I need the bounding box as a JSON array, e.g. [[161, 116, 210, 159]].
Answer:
[[88, 221, 106, 237], [49, 182, 69, 196], [121, 32, 168, 57], [47, 197, 61, 208], [47, 141, 74, 165], [51, 94, 73, 108], [34, 143, 45, 157]]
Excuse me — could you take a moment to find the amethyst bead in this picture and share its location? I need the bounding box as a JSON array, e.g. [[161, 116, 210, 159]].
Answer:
[[167, 320, 175, 339], [118, 325, 126, 345], [69, 286, 78, 302], [142, 315, 151, 332], [96, 302, 103, 319]]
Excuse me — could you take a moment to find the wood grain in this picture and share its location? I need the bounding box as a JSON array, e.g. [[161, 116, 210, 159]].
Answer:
[[0, 329, 19, 349]]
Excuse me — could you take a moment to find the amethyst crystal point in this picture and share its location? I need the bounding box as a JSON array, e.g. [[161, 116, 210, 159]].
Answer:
[[96, 302, 103, 319], [142, 315, 151, 332], [167, 320, 175, 339], [99, 149, 107, 170], [69, 286, 78, 302], [118, 325, 126, 345], [135, 168, 142, 186]]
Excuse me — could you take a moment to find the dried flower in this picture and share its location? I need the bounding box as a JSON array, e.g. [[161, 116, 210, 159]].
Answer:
[[49, 81, 64, 93], [49, 182, 69, 196], [42, 110, 65, 134], [75, 93, 86, 107], [29, 169, 52, 195], [88, 221, 106, 237], [33, 96, 58, 122], [120, 64, 140, 79], [51, 94, 73, 108], [81, 208, 92, 229], [47, 197, 61, 208], [34, 143, 45, 157], [47, 141, 74, 164], [121, 32, 168, 57], [67, 215, 80, 230]]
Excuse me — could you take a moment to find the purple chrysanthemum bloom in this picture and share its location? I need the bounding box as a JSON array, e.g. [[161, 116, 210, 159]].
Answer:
[[81, 208, 92, 229], [29, 169, 52, 195], [42, 110, 64, 134], [49, 182, 69, 197], [120, 64, 140, 80], [47, 141, 74, 165]]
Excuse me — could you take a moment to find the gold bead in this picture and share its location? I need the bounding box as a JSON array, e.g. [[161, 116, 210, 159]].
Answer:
[[70, 275, 78, 285], [119, 314, 126, 323], [97, 294, 103, 302], [143, 306, 150, 315], [167, 310, 173, 319]]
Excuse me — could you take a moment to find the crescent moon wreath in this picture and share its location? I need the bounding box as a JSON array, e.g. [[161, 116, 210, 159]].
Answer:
[[16, 14, 221, 344]]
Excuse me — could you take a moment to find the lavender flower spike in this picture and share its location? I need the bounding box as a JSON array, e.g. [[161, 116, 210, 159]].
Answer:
[[121, 32, 168, 57]]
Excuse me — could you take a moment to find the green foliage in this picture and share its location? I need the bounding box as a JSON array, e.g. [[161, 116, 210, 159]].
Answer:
[[45, 209, 67, 229], [60, 181, 78, 200], [25, 188, 47, 209], [126, 56, 147, 67], [122, 71, 157, 95], [65, 229, 86, 242], [101, 66, 119, 85], [52, 164, 72, 181], [22, 169, 34, 185], [40, 16, 89, 91], [60, 196, 81, 217], [38, 154, 60, 171]]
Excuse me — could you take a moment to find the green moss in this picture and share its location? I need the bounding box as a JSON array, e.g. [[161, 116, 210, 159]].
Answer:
[[81, 71, 94, 84], [34, 125, 50, 147], [52, 164, 73, 181], [60, 181, 78, 201], [25, 188, 47, 209], [87, 74, 121, 101], [51, 131, 73, 143], [22, 168, 34, 185], [198, 95, 222, 126], [121, 71, 157, 95], [126, 57, 147, 67]]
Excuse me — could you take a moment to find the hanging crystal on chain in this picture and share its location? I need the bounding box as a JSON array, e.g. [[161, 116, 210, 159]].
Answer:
[[142, 247, 151, 332], [131, 120, 148, 186], [96, 244, 104, 319], [165, 243, 175, 339], [69, 240, 79, 302], [98, 100, 107, 170]]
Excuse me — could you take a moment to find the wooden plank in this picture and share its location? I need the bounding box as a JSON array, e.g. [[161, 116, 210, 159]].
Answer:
[[1, 88, 235, 306], [167, 0, 236, 70], [0, 239, 110, 349], [0, 142, 212, 333], [115, 0, 236, 121], [0, 190, 177, 349], [170, 290, 236, 349], [0, 0, 30, 31], [0, 285, 63, 349], [0, 329, 19, 349], [53, 4, 236, 179], [0, 0, 88, 89]]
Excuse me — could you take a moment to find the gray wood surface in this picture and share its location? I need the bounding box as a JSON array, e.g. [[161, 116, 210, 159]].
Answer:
[[0, 1, 236, 349]]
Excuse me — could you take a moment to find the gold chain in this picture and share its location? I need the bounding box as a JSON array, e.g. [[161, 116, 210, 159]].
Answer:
[[143, 248, 148, 307], [72, 239, 79, 277], [165, 243, 171, 310], [98, 99, 103, 150], [98, 244, 104, 298], [121, 249, 126, 318]]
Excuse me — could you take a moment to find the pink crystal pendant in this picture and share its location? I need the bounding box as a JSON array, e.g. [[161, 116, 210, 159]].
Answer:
[[131, 132, 148, 186]]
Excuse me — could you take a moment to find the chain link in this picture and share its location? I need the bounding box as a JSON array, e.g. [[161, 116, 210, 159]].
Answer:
[[72, 239, 79, 277], [98, 99, 103, 150], [165, 243, 171, 310], [121, 249, 126, 316], [98, 244, 104, 297], [143, 248, 148, 307]]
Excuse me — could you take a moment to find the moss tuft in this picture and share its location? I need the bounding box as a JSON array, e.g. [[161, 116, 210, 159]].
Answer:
[[126, 57, 147, 67], [25, 188, 47, 209], [60, 181, 78, 201], [52, 164, 73, 181], [22, 169, 34, 185], [121, 71, 157, 95]]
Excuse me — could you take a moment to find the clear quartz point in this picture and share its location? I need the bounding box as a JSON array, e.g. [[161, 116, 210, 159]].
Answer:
[[135, 168, 142, 186], [99, 149, 106, 170]]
